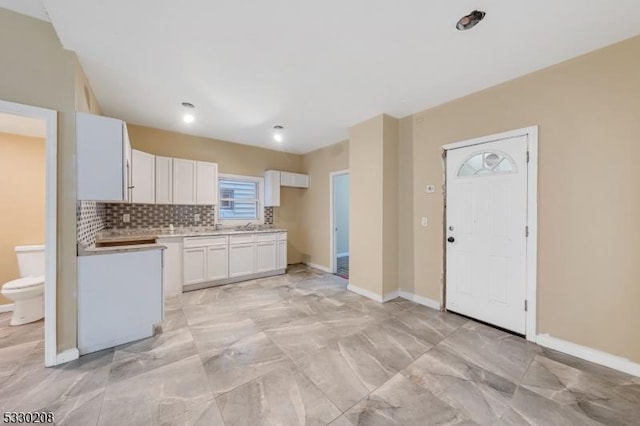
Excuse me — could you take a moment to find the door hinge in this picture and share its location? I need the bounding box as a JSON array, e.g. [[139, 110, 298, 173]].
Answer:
[[524, 300, 528, 312], [526, 151, 530, 163], [525, 226, 529, 237]]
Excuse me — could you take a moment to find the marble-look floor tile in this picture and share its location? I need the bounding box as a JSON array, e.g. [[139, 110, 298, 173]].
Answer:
[[439, 322, 539, 383], [217, 367, 341, 426], [329, 415, 355, 426], [161, 308, 188, 332], [0, 340, 39, 378], [318, 309, 380, 338], [283, 293, 350, 316], [244, 300, 310, 330], [401, 347, 516, 423], [0, 318, 43, 349], [200, 331, 291, 395], [109, 327, 197, 383], [393, 308, 467, 346], [45, 388, 104, 426], [189, 313, 258, 353], [507, 386, 602, 426], [345, 299, 407, 318], [99, 355, 223, 426], [179, 286, 224, 307], [345, 373, 470, 426], [265, 316, 341, 361]]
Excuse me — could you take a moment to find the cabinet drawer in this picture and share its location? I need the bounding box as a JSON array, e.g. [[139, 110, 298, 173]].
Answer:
[[256, 233, 277, 242], [230, 234, 256, 244], [277, 232, 288, 241], [184, 236, 228, 247]]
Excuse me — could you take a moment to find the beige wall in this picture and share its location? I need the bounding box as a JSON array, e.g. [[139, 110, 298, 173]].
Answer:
[[74, 58, 102, 114], [381, 115, 399, 295], [299, 140, 349, 268], [126, 124, 305, 263], [398, 116, 414, 293], [0, 133, 45, 304], [0, 8, 78, 352], [404, 36, 640, 362]]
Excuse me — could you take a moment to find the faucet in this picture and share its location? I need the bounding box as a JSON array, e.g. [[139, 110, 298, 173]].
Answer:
[[244, 222, 253, 230]]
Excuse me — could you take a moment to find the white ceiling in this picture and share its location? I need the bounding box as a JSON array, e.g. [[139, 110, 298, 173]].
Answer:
[[0, 113, 46, 138], [30, 1, 640, 153], [0, 0, 48, 21]]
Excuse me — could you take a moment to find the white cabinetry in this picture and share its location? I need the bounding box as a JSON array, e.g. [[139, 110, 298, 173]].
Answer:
[[277, 232, 288, 269], [183, 236, 229, 289], [157, 237, 183, 298], [76, 112, 131, 202], [229, 234, 256, 278], [131, 149, 156, 203], [264, 170, 281, 207], [173, 159, 197, 205], [255, 234, 277, 273], [281, 171, 309, 188], [183, 247, 206, 285], [196, 161, 218, 205], [207, 245, 229, 281], [155, 156, 173, 204]]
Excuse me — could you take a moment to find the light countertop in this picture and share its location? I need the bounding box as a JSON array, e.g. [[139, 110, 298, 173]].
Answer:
[[96, 226, 287, 243], [78, 243, 167, 256]]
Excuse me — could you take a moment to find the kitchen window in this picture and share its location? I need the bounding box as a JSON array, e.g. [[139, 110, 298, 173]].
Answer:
[[218, 174, 264, 223]]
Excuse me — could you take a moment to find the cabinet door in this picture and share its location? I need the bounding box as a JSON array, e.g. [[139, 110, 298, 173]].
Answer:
[[173, 159, 197, 205], [196, 161, 218, 205], [296, 173, 310, 188], [278, 240, 287, 270], [155, 156, 173, 204], [264, 170, 281, 207], [131, 149, 156, 203], [280, 172, 296, 187], [157, 238, 183, 298], [123, 123, 132, 202], [183, 247, 207, 285], [256, 242, 277, 273], [76, 112, 126, 201], [207, 245, 229, 281], [229, 243, 255, 278]]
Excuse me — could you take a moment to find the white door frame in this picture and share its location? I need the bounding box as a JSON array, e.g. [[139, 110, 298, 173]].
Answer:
[[442, 126, 538, 342], [329, 169, 349, 274], [0, 100, 58, 366]]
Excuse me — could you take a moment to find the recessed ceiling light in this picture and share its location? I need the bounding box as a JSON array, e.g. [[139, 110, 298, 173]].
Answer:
[[181, 102, 195, 123], [456, 10, 486, 31], [273, 125, 284, 143]]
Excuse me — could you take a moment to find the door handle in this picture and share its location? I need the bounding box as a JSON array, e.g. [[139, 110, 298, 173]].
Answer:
[[447, 237, 455, 243]]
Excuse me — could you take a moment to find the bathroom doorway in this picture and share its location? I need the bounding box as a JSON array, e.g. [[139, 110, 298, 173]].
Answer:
[[0, 100, 57, 367], [330, 170, 349, 279]]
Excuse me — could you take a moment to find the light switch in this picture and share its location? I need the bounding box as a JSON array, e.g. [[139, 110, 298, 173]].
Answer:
[[123, 214, 130, 223], [425, 184, 436, 193], [421, 217, 428, 227]]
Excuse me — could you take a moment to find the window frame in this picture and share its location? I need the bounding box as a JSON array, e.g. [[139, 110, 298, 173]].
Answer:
[[217, 173, 264, 225]]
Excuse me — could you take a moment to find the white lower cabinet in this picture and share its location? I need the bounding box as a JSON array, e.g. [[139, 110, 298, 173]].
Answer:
[[207, 245, 229, 281], [183, 247, 207, 285], [278, 241, 287, 270], [229, 243, 255, 277], [256, 242, 277, 273], [157, 237, 183, 297]]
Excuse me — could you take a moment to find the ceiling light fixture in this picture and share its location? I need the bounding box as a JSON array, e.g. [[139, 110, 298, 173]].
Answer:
[[181, 102, 195, 124], [273, 125, 284, 143], [456, 10, 486, 31]]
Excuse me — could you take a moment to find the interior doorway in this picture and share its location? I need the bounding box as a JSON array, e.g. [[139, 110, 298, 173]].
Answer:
[[0, 100, 57, 366], [443, 127, 538, 341], [330, 170, 349, 279]]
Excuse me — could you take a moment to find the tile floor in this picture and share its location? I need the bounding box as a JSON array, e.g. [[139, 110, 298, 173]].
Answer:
[[0, 265, 638, 425], [336, 255, 349, 279]]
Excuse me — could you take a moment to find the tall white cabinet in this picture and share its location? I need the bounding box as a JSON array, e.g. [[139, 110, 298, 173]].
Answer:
[[196, 161, 218, 205], [131, 149, 156, 203], [173, 159, 197, 205], [76, 112, 131, 202], [155, 156, 173, 204]]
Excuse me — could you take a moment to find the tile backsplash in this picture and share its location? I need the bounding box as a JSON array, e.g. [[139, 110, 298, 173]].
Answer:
[[77, 201, 107, 246], [264, 207, 274, 225], [104, 204, 215, 229]]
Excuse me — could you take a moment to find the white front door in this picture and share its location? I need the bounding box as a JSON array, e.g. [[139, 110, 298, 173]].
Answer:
[[446, 135, 528, 334]]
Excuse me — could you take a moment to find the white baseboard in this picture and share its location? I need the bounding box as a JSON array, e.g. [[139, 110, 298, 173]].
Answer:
[[304, 262, 332, 274], [383, 290, 399, 302], [536, 334, 640, 378], [0, 303, 14, 313], [399, 291, 441, 310], [337, 252, 349, 258], [347, 284, 384, 303], [56, 347, 80, 365]]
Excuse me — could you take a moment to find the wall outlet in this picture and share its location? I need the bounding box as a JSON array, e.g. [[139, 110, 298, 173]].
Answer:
[[421, 217, 428, 227], [194, 213, 200, 222], [123, 214, 130, 223]]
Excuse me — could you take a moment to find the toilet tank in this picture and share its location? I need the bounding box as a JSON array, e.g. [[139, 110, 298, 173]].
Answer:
[[15, 245, 45, 277]]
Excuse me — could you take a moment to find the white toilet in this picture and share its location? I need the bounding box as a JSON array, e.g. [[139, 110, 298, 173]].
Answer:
[[1, 245, 45, 326]]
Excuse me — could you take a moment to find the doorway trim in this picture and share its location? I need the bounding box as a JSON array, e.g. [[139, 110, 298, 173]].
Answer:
[[442, 126, 538, 342], [0, 100, 58, 366], [329, 169, 349, 275]]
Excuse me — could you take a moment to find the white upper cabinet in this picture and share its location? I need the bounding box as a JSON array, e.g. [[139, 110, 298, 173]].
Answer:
[[77, 112, 130, 201], [264, 170, 281, 207], [196, 161, 218, 205], [281, 171, 309, 188], [173, 158, 197, 205], [155, 156, 173, 204], [131, 149, 156, 203]]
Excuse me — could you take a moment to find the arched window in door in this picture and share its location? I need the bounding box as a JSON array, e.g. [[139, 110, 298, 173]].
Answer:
[[457, 151, 516, 177]]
